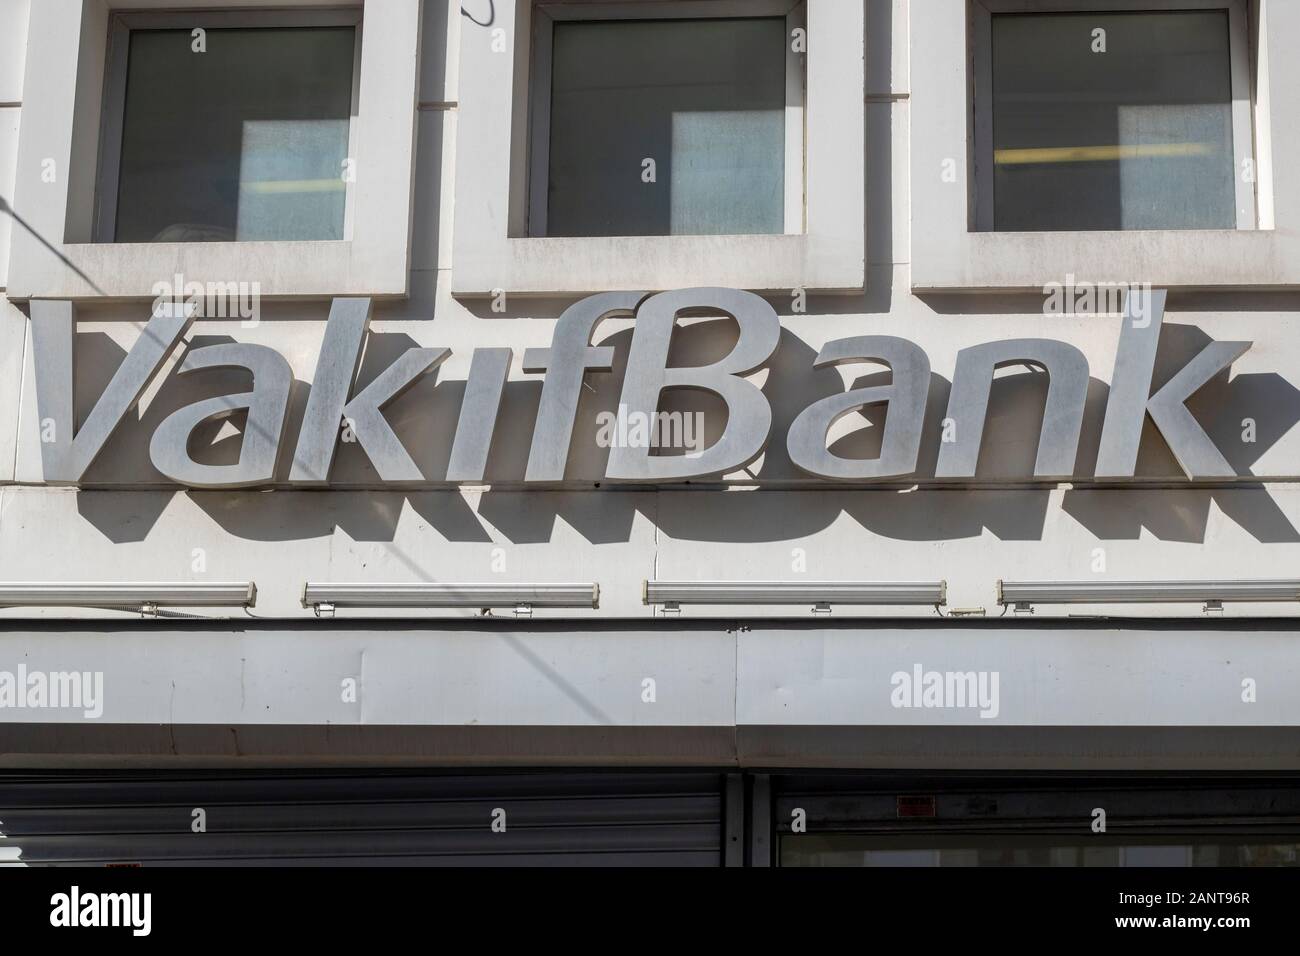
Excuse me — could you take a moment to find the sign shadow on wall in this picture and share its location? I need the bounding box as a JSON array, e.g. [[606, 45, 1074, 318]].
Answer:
[[69, 318, 1300, 549]]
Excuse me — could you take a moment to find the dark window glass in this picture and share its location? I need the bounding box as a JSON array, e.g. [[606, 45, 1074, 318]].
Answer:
[[112, 26, 356, 242], [545, 18, 787, 237], [991, 11, 1236, 231]]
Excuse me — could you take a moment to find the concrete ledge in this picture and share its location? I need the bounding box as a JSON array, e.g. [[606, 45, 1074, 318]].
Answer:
[[0, 724, 738, 768], [738, 726, 1300, 771], [3, 724, 1300, 770]]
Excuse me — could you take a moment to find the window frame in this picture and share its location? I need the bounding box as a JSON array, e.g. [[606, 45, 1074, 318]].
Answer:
[[5, 0, 420, 303], [906, 0, 1300, 294], [525, 0, 806, 239], [970, 0, 1257, 233], [450, 0, 865, 297], [93, 7, 365, 245]]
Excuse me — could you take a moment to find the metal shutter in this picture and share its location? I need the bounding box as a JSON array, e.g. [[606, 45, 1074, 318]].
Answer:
[[0, 770, 725, 866]]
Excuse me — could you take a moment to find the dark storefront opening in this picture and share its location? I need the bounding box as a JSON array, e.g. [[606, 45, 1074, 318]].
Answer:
[[772, 773, 1300, 867], [2, 769, 1299, 866]]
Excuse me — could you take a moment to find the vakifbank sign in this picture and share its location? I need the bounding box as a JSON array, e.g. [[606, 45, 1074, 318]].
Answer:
[[28, 287, 1251, 489]]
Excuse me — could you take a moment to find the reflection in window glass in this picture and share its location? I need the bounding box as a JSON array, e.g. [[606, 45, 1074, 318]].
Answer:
[[781, 836, 1300, 867], [991, 12, 1236, 231], [112, 26, 356, 242], [545, 18, 786, 237]]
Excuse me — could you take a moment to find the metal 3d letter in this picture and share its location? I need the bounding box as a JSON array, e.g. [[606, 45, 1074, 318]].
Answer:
[[446, 347, 512, 482], [936, 339, 1089, 480], [337, 347, 450, 483], [30, 300, 195, 485], [149, 343, 292, 488], [1095, 288, 1250, 478], [290, 297, 371, 485], [606, 287, 780, 481], [289, 297, 450, 485], [524, 291, 646, 482], [787, 336, 930, 480]]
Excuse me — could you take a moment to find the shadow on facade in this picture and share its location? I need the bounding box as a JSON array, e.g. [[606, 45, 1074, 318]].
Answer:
[[70, 316, 1300, 547]]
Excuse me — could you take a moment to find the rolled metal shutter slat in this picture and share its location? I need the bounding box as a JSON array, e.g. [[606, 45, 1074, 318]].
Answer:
[[0, 770, 725, 866]]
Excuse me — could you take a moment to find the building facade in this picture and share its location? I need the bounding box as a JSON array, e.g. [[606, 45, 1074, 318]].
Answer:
[[1, 0, 1299, 865]]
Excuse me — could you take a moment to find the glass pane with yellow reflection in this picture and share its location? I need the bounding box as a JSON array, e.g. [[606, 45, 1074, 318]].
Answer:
[[112, 26, 356, 242], [991, 11, 1236, 231]]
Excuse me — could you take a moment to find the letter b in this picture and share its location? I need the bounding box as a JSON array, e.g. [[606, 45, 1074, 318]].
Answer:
[[606, 288, 779, 480]]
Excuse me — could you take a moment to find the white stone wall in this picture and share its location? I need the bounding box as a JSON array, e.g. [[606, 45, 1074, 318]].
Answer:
[[0, 0, 1298, 627]]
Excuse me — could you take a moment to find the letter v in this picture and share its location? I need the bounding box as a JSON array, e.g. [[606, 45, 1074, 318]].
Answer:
[[30, 300, 194, 484]]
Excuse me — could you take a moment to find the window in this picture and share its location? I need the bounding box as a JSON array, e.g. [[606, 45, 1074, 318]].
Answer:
[[96, 12, 362, 243], [910, 0, 1287, 292], [528, 5, 805, 238], [7, 0, 418, 300], [450, 0, 863, 297], [973, 3, 1255, 232]]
